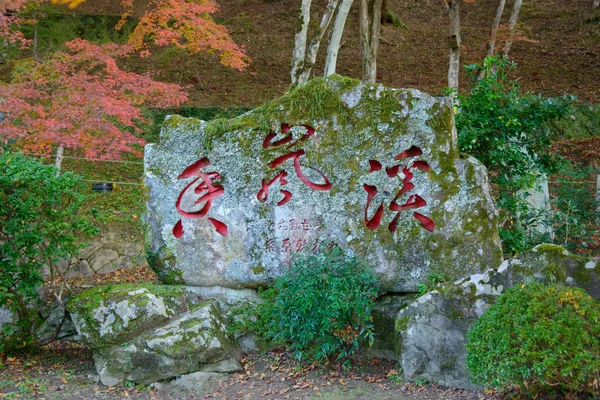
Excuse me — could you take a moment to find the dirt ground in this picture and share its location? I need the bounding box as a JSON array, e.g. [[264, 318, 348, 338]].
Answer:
[[0, 342, 502, 400], [66, 0, 599, 107]]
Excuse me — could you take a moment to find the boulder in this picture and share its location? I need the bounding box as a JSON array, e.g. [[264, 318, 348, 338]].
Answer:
[[69, 284, 241, 386], [395, 244, 600, 389], [360, 294, 412, 360], [94, 302, 241, 386], [69, 284, 198, 346], [36, 301, 78, 342], [145, 76, 502, 292], [0, 306, 15, 336]]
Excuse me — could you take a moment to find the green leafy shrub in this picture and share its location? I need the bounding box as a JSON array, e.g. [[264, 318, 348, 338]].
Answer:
[[466, 283, 600, 396], [455, 56, 574, 254], [0, 152, 98, 352], [230, 247, 379, 364], [547, 162, 599, 251]]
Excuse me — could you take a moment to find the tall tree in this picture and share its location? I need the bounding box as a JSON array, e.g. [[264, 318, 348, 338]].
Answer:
[[291, 0, 340, 86], [1, 40, 188, 160], [485, 0, 507, 59], [446, 0, 461, 90], [477, 0, 506, 79], [324, 0, 354, 77], [359, 0, 383, 84], [502, 0, 523, 58]]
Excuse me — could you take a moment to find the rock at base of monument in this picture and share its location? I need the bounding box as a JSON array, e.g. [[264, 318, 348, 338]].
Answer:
[[68, 283, 241, 386], [68, 283, 201, 347], [36, 301, 78, 342], [357, 294, 413, 361], [94, 301, 241, 386], [144, 75, 503, 293], [171, 371, 222, 393], [184, 285, 260, 306], [395, 243, 599, 390]]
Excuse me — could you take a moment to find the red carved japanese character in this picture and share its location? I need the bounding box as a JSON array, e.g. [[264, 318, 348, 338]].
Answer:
[[363, 146, 435, 233], [258, 124, 332, 206], [364, 184, 384, 230], [294, 237, 308, 251], [173, 157, 228, 238], [282, 238, 292, 253]]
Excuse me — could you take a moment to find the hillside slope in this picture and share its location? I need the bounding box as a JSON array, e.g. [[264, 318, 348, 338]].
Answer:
[[68, 0, 599, 107]]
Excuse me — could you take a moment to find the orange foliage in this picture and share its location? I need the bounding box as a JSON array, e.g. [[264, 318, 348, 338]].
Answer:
[[1, 39, 188, 159], [0, 0, 249, 158]]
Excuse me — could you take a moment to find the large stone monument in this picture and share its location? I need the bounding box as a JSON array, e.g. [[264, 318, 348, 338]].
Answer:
[[144, 76, 503, 292]]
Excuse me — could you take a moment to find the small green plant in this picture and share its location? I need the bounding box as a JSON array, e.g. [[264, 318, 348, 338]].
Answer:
[[0, 152, 98, 353], [415, 272, 447, 298], [230, 247, 379, 365], [455, 56, 574, 254], [466, 283, 600, 397], [387, 369, 403, 385]]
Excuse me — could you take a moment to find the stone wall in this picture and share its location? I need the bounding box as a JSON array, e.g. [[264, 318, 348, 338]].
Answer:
[[43, 229, 146, 279]]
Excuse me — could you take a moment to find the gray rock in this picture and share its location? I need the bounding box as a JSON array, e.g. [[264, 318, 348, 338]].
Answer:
[[93, 301, 241, 386], [79, 242, 103, 259], [360, 294, 412, 360], [68, 284, 240, 386], [68, 284, 199, 346], [65, 260, 94, 277], [184, 285, 259, 306], [121, 243, 144, 258], [36, 302, 78, 342], [171, 371, 220, 393], [397, 292, 478, 390], [0, 306, 15, 333], [395, 243, 600, 389], [144, 76, 502, 292]]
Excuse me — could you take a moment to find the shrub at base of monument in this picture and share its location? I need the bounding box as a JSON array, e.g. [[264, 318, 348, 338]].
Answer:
[[68, 284, 241, 386], [395, 244, 599, 390], [144, 75, 503, 293], [227, 248, 379, 365], [467, 283, 600, 397]]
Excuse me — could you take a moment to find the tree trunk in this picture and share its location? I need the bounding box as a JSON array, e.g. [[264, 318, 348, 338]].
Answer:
[[359, 0, 383, 84], [291, 0, 312, 85], [54, 145, 64, 176], [447, 0, 461, 90], [477, 0, 505, 79], [33, 14, 39, 64], [380, 0, 389, 24], [294, 0, 340, 86], [502, 0, 523, 58], [486, 0, 506, 58], [324, 0, 354, 77]]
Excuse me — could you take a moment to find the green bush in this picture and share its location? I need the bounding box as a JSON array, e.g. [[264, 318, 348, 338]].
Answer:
[[0, 152, 98, 352], [230, 247, 379, 364], [455, 56, 574, 254], [546, 162, 599, 251], [466, 283, 600, 396]]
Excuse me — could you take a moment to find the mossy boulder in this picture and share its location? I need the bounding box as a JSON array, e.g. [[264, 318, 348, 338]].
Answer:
[[144, 75, 502, 292], [360, 294, 412, 360], [68, 283, 199, 347], [94, 301, 241, 386], [395, 244, 599, 389], [68, 284, 240, 386]]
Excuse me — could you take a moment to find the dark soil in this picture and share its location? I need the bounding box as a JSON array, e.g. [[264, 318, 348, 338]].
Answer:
[[0, 343, 502, 400], [64, 0, 600, 107]]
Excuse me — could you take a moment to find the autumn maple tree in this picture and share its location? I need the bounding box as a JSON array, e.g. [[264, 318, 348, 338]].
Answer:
[[0, 0, 249, 160]]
